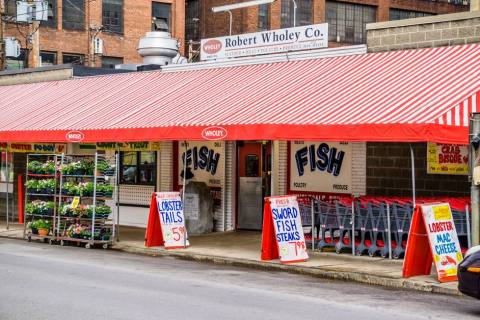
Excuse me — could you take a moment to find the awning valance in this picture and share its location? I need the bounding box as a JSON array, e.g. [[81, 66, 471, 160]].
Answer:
[[0, 44, 478, 144]]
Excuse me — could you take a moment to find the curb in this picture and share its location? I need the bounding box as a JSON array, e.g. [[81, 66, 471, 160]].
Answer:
[[112, 244, 460, 297]]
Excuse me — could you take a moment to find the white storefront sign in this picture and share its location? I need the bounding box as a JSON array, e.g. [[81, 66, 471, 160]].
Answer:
[[179, 141, 224, 188], [155, 192, 189, 249], [200, 23, 328, 61], [290, 141, 352, 194]]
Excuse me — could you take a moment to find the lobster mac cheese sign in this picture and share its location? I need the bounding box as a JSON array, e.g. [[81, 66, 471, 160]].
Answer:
[[427, 143, 468, 175], [423, 203, 462, 281], [270, 196, 308, 263], [156, 192, 189, 249], [290, 141, 352, 194]]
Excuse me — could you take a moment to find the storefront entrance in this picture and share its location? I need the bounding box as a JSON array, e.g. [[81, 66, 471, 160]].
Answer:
[[237, 141, 271, 230]]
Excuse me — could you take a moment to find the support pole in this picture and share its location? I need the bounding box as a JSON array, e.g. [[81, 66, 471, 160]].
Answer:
[[5, 150, 9, 230], [227, 10, 232, 35], [182, 141, 188, 248], [466, 205, 472, 249], [410, 145, 416, 207], [470, 113, 480, 246], [0, 0, 5, 71], [292, 0, 297, 27], [351, 199, 355, 256], [386, 204, 392, 259], [311, 198, 315, 250]]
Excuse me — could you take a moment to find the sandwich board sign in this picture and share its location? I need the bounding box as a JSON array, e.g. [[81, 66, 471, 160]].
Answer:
[[402, 203, 462, 282], [261, 195, 308, 263], [145, 192, 189, 249]]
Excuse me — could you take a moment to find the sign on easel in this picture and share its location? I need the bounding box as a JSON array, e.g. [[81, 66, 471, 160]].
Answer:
[[145, 192, 189, 249], [261, 196, 308, 263], [402, 203, 462, 282]]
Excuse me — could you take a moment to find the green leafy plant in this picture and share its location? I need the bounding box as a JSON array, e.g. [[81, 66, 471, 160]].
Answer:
[[27, 161, 43, 174], [25, 180, 39, 193], [41, 160, 57, 174], [26, 200, 55, 216], [31, 219, 51, 230], [62, 182, 79, 196]]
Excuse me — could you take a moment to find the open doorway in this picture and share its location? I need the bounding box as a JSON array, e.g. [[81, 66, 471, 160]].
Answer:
[[236, 141, 271, 230]]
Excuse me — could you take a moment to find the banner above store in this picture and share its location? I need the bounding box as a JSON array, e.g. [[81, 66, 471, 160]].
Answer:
[[200, 23, 328, 61], [0, 142, 67, 154], [79, 142, 161, 152]]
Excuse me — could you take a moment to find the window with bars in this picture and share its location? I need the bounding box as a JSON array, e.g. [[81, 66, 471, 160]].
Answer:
[[40, 51, 56, 66], [63, 0, 85, 30], [389, 8, 433, 21], [41, 0, 56, 28], [102, 0, 123, 34], [120, 152, 157, 186], [152, 2, 171, 32], [258, 4, 269, 31], [281, 0, 312, 29], [326, 1, 376, 44], [62, 53, 85, 65], [185, 0, 199, 42]]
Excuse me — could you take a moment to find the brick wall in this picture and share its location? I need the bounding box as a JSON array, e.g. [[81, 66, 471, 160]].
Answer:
[[4, 0, 185, 67], [367, 142, 469, 197], [367, 11, 480, 52]]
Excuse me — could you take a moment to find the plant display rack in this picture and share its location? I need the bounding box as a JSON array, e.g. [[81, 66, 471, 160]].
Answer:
[[23, 152, 119, 249], [23, 154, 60, 244]]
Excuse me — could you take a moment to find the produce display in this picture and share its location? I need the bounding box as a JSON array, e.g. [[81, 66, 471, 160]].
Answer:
[[24, 153, 117, 249]]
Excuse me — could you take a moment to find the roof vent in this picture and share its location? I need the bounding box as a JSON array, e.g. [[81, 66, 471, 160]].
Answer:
[[137, 31, 179, 66]]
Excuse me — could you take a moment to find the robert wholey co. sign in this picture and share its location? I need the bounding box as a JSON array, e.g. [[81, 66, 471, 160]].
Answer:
[[290, 141, 352, 194], [200, 23, 328, 61]]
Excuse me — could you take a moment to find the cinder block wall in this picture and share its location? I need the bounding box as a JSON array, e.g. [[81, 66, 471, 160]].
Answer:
[[367, 143, 469, 197], [366, 11, 480, 52]]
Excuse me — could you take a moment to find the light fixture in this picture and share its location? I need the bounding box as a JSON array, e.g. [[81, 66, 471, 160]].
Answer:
[[212, 0, 276, 35]]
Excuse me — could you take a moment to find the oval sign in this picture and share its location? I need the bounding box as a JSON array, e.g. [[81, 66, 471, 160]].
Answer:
[[201, 127, 228, 140], [203, 39, 222, 55], [66, 131, 85, 142]]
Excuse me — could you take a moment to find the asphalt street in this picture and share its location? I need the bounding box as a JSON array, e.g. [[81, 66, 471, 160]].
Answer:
[[0, 238, 479, 320]]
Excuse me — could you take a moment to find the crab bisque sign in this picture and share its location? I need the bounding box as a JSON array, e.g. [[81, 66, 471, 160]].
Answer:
[[402, 203, 462, 282], [290, 141, 352, 194], [155, 192, 189, 249], [200, 23, 328, 61], [427, 142, 468, 175], [261, 196, 308, 263]]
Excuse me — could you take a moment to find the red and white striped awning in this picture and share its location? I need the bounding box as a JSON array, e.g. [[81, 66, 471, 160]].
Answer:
[[0, 44, 479, 144]]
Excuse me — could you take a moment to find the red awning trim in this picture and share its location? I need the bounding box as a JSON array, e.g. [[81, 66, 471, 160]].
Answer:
[[0, 44, 479, 144]]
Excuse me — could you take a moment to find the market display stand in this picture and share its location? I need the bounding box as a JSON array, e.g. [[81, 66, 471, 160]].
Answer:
[[23, 154, 59, 245], [57, 153, 118, 249], [23, 153, 119, 249]]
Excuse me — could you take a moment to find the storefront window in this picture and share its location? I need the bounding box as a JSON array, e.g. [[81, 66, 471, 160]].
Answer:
[[120, 151, 156, 185], [389, 9, 433, 21], [326, 1, 376, 44], [281, 0, 312, 28]]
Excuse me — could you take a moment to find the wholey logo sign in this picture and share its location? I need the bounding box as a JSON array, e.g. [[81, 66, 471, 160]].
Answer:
[[201, 127, 228, 140], [200, 23, 328, 61], [66, 131, 84, 142]]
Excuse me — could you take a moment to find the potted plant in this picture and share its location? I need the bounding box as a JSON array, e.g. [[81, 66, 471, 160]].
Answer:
[[95, 205, 111, 219], [25, 180, 39, 193], [41, 160, 56, 174], [97, 160, 115, 176], [27, 161, 43, 174], [103, 184, 114, 198], [80, 182, 94, 197], [81, 158, 95, 176], [40, 179, 56, 194], [27, 221, 38, 234], [34, 219, 51, 236]]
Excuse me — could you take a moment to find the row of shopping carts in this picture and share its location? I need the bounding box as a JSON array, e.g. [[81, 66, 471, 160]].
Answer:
[[297, 196, 471, 259]]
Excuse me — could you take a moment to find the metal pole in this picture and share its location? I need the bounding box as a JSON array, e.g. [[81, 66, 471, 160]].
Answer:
[[6, 150, 9, 230], [410, 145, 416, 207], [182, 141, 188, 248], [223, 142, 227, 232], [116, 149, 120, 242], [351, 199, 355, 256], [470, 113, 480, 246], [292, 0, 297, 27], [311, 198, 315, 250], [92, 153, 98, 244], [228, 10, 232, 36], [0, 0, 5, 71], [386, 204, 392, 259], [466, 205, 472, 249]]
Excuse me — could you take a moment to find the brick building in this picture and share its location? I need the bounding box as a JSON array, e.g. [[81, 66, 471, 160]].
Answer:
[[2, 0, 185, 69], [185, 0, 469, 51]]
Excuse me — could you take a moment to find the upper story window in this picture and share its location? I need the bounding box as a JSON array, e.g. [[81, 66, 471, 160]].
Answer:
[[281, 0, 312, 28], [63, 0, 85, 30], [185, 0, 199, 43], [41, 0, 56, 28], [258, 3, 269, 31], [152, 2, 171, 32], [102, 0, 123, 34], [389, 8, 433, 21], [326, 1, 376, 44]]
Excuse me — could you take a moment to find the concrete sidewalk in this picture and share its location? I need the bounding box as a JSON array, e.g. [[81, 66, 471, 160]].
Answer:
[[0, 223, 459, 296]]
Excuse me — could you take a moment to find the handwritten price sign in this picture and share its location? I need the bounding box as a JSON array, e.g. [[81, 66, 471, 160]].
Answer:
[[155, 192, 189, 249], [270, 196, 308, 263]]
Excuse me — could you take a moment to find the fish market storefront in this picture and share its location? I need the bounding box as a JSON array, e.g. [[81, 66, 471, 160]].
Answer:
[[0, 43, 479, 255]]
